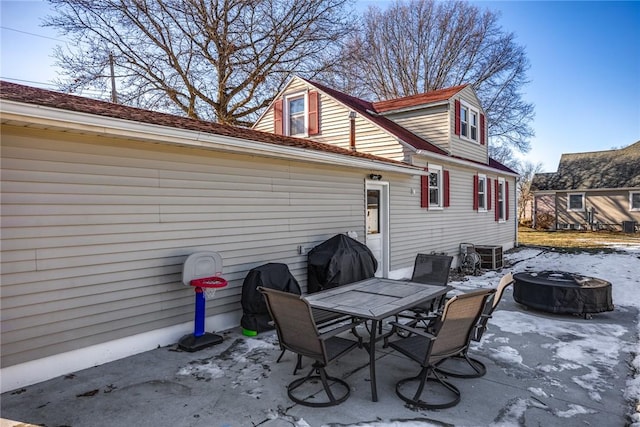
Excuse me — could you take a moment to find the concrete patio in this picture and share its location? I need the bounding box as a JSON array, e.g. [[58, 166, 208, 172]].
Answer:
[[1, 285, 637, 427]]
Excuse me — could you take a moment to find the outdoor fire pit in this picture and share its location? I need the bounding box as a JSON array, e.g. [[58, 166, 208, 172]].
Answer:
[[513, 271, 613, 317]]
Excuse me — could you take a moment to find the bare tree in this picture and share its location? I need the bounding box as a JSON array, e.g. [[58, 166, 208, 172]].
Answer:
[[331, 0, 534, 157], [45, 0, 356, 125], [515, 161, 544, 225]]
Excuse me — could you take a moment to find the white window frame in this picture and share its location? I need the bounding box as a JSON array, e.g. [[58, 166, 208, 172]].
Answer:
[[428, 164, 443, 209], [283, 91, 308, 137], [497, 177, 506, 222], [567, 192, 585, 212], [630, 191, 640, 211], [460, 100, 480, 143], [477, 174, 487, 211]]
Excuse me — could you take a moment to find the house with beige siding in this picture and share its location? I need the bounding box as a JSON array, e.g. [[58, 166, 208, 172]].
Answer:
[[254, 76, 518, 270], [531, 142, 640, 232], [1, 78, 516, 392]]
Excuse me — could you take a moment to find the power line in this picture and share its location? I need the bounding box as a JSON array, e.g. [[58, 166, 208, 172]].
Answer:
[[0, 26, 66, 43], [0, 76, 107, 97]]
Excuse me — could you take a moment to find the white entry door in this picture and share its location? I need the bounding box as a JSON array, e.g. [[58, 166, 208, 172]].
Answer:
[[366, 181, 389, 277]]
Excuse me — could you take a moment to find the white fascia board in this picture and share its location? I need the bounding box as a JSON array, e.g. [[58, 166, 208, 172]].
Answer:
[[415, 149, 519, 178], [1, 100, 421, 176]]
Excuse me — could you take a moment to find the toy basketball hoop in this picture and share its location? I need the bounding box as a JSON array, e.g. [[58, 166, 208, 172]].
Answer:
[[191, 276, 227, 300], [178, 251, 227, 352]]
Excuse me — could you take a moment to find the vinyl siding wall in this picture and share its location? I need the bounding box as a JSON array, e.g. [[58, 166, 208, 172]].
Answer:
[[449, 86, 488, 164], [381, 104, 451, 153], [1, 125, 370, 367], [387, 161, 516, 270], [253, 78, 406, 161], [555, 190, 640, 229]]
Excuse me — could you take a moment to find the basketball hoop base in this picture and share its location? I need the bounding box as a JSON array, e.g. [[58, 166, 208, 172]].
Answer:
[[178, 332, 223, 352]]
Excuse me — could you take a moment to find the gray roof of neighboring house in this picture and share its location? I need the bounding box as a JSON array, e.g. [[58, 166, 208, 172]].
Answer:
[[532, 141, 640, 191]]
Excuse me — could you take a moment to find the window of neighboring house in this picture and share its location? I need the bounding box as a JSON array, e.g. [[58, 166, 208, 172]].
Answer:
[[568, 193, 585, 211], [630, 191, 640, 211], [286, 94, 306, 136], [477, 174, 487, 210], [497, 178, 506, 221]]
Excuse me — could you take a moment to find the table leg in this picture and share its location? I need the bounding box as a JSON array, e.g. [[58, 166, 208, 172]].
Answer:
[[369, 319, 378, 402]]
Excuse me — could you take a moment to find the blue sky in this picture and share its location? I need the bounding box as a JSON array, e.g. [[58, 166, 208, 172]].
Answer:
[[2, 0, 639, 172]]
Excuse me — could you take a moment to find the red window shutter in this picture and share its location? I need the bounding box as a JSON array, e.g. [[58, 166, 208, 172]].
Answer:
[[495, 179, 500, 221], [443, 170, 450, 207], [454, 99, 461, 136], [487, 178, 492, 210], [506, 181, 510, 220], [473, 175, 479, 210], [308, 91, 319, 135], [274, 98, 283, 135], [480, 113, 486, 145], [421, 174, 429, 208]]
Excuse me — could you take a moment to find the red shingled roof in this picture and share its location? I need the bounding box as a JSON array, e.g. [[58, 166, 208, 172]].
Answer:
[[303, 79, 449, 156], [0, 80, 408, 167], [302, 80, 517, 175], [372, 85, 468, 113]]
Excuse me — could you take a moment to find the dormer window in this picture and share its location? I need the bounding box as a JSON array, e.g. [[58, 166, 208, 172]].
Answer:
[[460, 106, 468, 138], [470, 110, 478, 141], [455, 99, 485, 145], [273, 90, 320, 137], [459, 102, 479, 142], [287, 95, 306, 136]]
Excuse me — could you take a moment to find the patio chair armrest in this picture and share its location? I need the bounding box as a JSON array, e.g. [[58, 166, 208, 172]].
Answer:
[[388, 321, 436, 341]]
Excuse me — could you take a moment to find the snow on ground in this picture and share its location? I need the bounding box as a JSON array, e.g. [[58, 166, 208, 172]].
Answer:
[[333, 244, 640, 426], [454, 245, 640, 427], [174, 243, 640, 427]]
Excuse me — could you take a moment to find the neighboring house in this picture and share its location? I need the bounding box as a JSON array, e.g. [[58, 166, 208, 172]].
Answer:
[[531, 142, 640, 231], [0, 79, 516, 392]]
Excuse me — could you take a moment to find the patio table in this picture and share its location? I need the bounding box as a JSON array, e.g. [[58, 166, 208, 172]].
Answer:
[[305, 277, 453, 402]]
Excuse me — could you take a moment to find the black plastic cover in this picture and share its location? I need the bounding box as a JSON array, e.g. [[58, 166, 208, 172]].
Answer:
[[307, 234, 378, 293], [240, 263, 301, 332], [513, 271, 613, 314]]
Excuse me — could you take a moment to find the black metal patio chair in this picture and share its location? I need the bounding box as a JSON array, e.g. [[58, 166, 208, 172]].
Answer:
[[387, 288, 496, 409], [435, 272, 515, 378], [259, 286, 361, 407]]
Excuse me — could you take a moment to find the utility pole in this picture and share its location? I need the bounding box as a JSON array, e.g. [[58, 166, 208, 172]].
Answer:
[[109, 52, 118, 103]]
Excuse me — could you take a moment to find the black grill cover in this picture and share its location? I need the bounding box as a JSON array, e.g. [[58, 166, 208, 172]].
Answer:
[[240, 263, 301, 332], [307, 234, 378, 293]]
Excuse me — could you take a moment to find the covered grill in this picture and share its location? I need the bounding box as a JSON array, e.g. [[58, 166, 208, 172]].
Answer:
[[240, 263, 301, 335], [307, 234, 378, 293]]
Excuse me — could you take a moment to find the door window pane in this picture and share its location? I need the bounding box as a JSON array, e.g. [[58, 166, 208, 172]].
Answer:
[[367, 190, 380, 234]]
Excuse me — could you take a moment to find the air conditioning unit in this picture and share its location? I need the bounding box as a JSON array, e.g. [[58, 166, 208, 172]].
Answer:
[[475, 245, 503, 270]]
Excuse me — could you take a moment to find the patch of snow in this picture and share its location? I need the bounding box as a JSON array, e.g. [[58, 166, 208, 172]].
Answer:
[[528, 387, 548, 398], [490, 346, 524, 365], [554, 403, 596, 418]]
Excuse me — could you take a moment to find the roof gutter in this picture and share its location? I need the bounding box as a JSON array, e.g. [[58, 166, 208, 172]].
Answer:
[[1, 100, 424, 176], [416, 149, 519, 177]]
